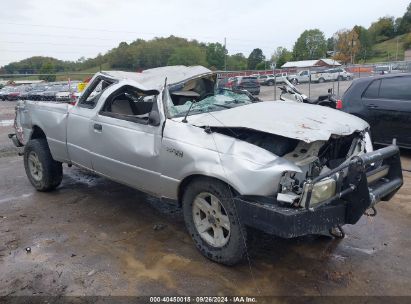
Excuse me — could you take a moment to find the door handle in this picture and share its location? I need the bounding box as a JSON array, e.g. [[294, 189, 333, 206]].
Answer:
[[93, 123, 102, 131], [367, 104, 379, 109]]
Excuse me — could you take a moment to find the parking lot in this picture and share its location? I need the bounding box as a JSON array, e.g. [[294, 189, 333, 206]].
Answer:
[[0, 81, 410, 297]]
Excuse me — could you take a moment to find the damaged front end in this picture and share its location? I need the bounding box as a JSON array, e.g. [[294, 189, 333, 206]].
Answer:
[[278, 131, 372, 208], [231, 131, 403, 238]]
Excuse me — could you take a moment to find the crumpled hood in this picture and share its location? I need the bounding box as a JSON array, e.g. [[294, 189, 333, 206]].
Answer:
[[187, 101, 369, 143]]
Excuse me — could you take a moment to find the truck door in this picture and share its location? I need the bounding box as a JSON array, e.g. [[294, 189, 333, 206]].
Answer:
[[90, 84, 163, 194], [67, 76, 114, 169], [299, 70, 309, 82]]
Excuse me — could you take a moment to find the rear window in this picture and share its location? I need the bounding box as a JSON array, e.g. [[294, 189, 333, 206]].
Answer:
[[241, 77, 258, 83], [379, 76, 411, 100], [363, 80, 381, 99]]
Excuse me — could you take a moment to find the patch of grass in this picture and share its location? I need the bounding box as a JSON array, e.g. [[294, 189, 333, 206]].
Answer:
[[367, 34, 407, 63]]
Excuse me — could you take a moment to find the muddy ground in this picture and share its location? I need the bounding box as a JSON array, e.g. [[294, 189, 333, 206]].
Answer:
[[0, 86, 410, 297]]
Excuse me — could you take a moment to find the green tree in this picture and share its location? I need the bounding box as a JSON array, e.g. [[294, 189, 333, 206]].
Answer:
[[108, 42, 133, 70], [205, 42, 227, 70], [247, 48, 265, 70], [327, 37, 335, 52], [226, 53, 247, 70], [292, 29, 327, 60], [353, 25, 373, 61], [39, 62, 56, 82], [369, 16, 395, 43], [167, 46, 207, 66], [271, 47, 292, 68], [398, 3, 411, 34]]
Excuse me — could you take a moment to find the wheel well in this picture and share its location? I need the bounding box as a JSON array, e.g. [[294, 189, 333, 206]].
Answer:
[[31, 126, 46, 140], [177, 175, 239, 206]]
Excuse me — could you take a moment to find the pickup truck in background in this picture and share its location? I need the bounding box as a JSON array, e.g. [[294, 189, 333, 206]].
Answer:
[[288, 70, 311, 84], [311, 68, 354, 83], [9, 66, 403, 265], [288, 68, 353, 84]]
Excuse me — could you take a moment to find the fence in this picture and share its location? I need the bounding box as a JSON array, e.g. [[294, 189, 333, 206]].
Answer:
[[1, 60, 411, 99]]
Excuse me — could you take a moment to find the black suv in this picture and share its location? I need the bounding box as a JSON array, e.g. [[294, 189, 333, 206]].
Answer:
[[232, 76, 260, 95], [340, 74, 411, 148]]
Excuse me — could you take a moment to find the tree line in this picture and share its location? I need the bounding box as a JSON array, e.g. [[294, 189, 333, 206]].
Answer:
[[1, 2, 411, 77]]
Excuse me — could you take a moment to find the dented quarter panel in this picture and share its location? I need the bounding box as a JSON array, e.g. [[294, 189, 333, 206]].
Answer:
[[17, 100, 70, 162], [160, 119, 302, 199]]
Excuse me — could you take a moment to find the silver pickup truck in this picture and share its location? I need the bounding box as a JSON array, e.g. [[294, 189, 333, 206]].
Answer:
[[9, 66, 403, 265]]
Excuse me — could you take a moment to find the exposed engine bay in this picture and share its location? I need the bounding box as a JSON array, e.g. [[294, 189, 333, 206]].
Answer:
[[210, 127, 370, 208]]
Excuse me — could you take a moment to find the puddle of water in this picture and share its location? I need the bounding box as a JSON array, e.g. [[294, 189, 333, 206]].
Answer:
[[0, 193, 32, 204], [0, 119, 14, 127], [344, 245, 376, 255]]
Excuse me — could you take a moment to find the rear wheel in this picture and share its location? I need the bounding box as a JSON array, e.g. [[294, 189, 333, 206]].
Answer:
[[24, 138, 63, 191], [318, 77, 325, 83], [182, 178, 247, 265]]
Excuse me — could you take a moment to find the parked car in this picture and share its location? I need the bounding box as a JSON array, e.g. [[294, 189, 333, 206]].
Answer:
[[10, 66, 403, 265], [55, 85, 80, 103], [326, 68, 353, 81], [5, 85, 32, 101], [340, 73, 411, 148], [217, 77, 234, 90], [232, 76, 260, 95], [40, 84, 68, 101], [287, 70, 311, 84], [373, 65, 390, 75], [274, 72, 288, 84], [26, 84, 49, 100], [311, 68, 353, 83], [0, 86, 13, 101]]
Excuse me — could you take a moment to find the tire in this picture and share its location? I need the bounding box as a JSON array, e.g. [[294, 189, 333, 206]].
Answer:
[[24, 138, 63, 191], [318, 77, 325, 83], [291, 78, 298, 85], [182, 177, 247, 265], [267, 80, 274, 86]]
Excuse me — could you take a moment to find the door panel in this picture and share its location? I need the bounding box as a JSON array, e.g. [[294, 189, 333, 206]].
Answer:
[[365, 76, 411, 146], [90, 114, 162, 194]]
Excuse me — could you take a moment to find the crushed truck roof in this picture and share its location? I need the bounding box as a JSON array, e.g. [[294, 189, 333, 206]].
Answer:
[[102, 66, 212, 90]]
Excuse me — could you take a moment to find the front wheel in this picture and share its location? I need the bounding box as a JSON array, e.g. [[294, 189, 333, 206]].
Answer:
[[318, 77, 325, 83], [182, 178, 247, 265], [24, 138, 63, 191], [291, 78, 298, 85]]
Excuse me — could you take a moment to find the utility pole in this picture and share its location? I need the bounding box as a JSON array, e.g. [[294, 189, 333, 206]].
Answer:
[[396, 36, 399, 61], [271, 62, 276, 100], [224, 37, 227, 71]]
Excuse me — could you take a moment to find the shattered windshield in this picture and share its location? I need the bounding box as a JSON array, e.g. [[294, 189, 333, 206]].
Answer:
[[165, 75, 256, 118], [167, 88, 254, 118]]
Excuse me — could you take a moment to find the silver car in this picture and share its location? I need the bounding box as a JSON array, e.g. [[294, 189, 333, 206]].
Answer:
[[10, 66, 403, 265]]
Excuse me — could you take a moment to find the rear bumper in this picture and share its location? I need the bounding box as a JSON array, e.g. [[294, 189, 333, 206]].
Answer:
[[234, 145, 403, 238]]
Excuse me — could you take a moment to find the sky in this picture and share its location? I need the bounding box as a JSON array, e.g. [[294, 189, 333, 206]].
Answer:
[[0, 0, 409, 67]]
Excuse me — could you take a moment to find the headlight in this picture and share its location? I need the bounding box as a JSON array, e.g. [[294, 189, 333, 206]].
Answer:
[[300, 177, 336, 208]]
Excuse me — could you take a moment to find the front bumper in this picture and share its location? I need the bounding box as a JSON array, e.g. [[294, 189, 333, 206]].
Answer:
[[234, 145, 403, 238]]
